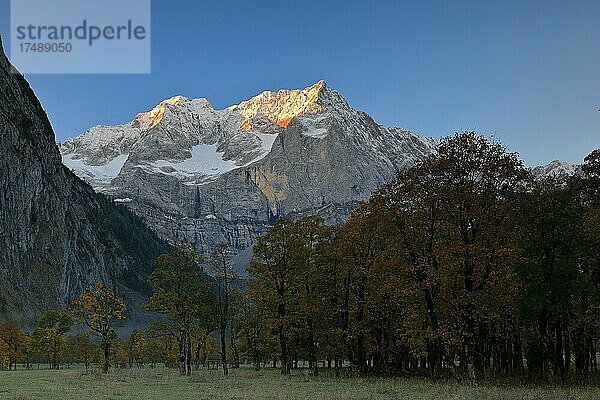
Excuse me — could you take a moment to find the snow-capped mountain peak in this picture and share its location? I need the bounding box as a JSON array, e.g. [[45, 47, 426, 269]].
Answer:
[[60, 80, 435, 198], [531, 160, 581, 179], [135, 95, 187, 129], [59, 80, 436, 264], [231, 80, 327, 130]]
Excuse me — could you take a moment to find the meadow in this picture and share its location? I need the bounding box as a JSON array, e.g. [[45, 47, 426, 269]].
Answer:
[[1, 366, 599, 400]]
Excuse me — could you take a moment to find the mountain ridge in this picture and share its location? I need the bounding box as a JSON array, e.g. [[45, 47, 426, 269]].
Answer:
[[60, 80, 436, 269], [61, 80, 435, 189]]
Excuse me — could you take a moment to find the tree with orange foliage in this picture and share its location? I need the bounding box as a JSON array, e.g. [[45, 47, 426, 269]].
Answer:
[[73, 333, 94, 369], [145, 243, 215, 376], [248, 218, 301, 376], [0, 321, 29, 370], [373, 132, 530, 379], [70, 282, 127, 373], [208, 242, 238, 376], [31, 311, 72, 370]]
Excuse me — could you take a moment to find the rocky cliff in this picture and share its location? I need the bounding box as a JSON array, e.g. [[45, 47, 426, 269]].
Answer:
[[0, 40, 167, 325]]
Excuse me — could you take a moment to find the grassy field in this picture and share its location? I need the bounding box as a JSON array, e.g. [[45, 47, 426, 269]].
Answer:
[[1, 366, 599, 400]]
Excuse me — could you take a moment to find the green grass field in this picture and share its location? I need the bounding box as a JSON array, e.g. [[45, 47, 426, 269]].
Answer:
[[1, 366, 599, 400]]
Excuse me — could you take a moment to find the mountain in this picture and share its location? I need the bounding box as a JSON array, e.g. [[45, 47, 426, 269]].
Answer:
[[0, 39, 168, 326], [531, 160, 581, 179], [61, 81, 436, 270]]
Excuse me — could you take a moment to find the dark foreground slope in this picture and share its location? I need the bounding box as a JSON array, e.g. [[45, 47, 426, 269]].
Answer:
[[0, 39, 167, 326]]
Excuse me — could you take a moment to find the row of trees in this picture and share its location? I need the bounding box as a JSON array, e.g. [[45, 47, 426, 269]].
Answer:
[[0, 243, 242, 375], [0, 283, 126, 373], [245, 132, 600, 380], [2, 132, 598, 381], [0, 239, 252, 376], [0, 318, 243, 372]]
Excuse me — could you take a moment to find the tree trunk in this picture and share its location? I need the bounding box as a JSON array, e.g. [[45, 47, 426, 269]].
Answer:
[[220, 326, 228, 376], [512, 328, 524, 373], [102, 338, 110, 373], [229, 326, 240, 368], [307, 315, 318, 376], [554, 322, 565, 376], [186, 333, 192, 375], [279, 324, 289, 375]]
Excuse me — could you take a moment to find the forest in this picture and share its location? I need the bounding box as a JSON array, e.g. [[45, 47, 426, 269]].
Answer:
[[1, 132, 598, 384]]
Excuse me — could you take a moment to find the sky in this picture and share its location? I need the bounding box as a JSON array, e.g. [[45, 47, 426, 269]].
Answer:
[[0, 0, 599, 166]]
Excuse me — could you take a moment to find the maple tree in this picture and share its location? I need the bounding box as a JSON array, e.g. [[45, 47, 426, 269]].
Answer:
[[70, 282, 127, 373], [0, 321, 29, 370], [248, 218, 301, 375], [72, 333, 94, 369], [208, 242, 238, 376], [145, 242, 215, 375], [31, 311, 72, 370]]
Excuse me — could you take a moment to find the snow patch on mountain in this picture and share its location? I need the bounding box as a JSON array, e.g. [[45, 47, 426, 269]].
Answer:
[[141, 144, 239, 178], [299, 116, 328, 139], [62, 153, 129, 185], [252, 132, 279, 152]]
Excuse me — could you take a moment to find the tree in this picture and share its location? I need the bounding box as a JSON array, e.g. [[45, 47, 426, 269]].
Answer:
[[0, 321, 29, 370], [129, 330, 149, 368], [360, 132, 531, 379], [336, 203, 389, 375], [70, 282, 127, 373], [248, 218, 300, 375], [311, 226, 345, 376], [145, 243, 215, 375], [146, 338, 165, 368], [235, 293, 272, 371], [208, 242, 238, 376], [73, 333, 94, 369], [293, 216, 333, 376], [31, 311, 72, 369]]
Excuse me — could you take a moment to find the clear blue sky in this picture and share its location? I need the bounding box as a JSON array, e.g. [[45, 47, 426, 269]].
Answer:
[[1, 0, 599, 166]]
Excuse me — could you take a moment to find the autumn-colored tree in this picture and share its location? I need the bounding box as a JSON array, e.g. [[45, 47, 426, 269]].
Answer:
[[292, 216, 333, 376], [70, 282, 127, 373], [114, 337, 130, 368], [430, 133, 529, 377], [146, 338, 165, 368], [0, 321, 29, 370], [72, 333, 94, 369], [145, 242, 215, 375], [31, 311, 72, 370], [373, 152, 448, 374], [208, 242, 238, 376], [248, 218, 301, 375], [129, 330, 149, 368], [234, 292, 273, 371], [336, 202, 390, 375], [361, 132, 531, 379]]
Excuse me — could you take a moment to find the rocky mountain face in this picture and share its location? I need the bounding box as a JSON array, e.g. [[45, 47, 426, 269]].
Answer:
[[0, 40, 167, 326], [61, 80, 437, 270]]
